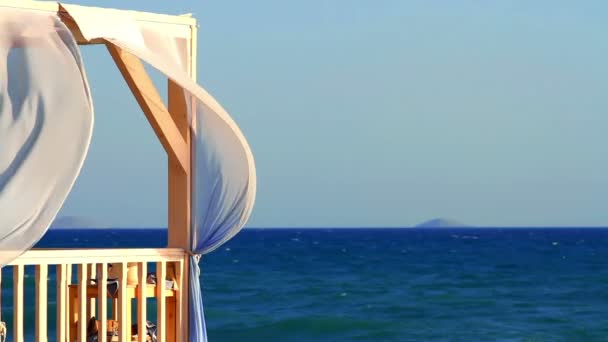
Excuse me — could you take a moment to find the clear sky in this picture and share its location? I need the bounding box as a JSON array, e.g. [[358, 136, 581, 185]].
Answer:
[[58, 1, 608, 228]]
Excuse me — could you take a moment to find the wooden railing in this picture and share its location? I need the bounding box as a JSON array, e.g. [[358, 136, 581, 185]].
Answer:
[[1, 248, 188, 342]]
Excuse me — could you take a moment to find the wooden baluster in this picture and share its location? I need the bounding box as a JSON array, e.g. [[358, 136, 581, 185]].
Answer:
[[57, 264, 69, 342], [36, 265, 48, 342], [156, 261, 166, 342], [88, 263, 97, 318], [78, 264, 88, 342], [56, 264, 68, 342], [97, 263, 108, 341], [13, 265, 24, 342], [118, 262, 129, 341], [166, 262, 175, 342], [175, 259, 185, 342], [137, 262, 147, 342], [66, 264, 73, 340], [66, 264, 73, 286]]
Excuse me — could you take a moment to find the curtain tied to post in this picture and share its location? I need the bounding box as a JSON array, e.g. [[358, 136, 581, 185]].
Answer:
[[63, 5, 257, 342]]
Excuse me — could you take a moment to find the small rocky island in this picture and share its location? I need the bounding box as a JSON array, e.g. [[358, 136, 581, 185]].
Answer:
[[414, 218, 471, 228], [50, 215, 103, 229]]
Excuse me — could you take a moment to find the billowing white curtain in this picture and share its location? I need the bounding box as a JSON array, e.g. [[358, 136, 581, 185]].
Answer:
[[0, 9, 94, 266], [63, 5, 256, 341]]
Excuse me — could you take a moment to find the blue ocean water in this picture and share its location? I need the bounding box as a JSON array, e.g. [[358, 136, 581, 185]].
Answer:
[[4, 228, 608, 341]]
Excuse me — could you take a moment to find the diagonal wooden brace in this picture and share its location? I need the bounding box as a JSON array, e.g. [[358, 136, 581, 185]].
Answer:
[[106, 43, 189, 173]]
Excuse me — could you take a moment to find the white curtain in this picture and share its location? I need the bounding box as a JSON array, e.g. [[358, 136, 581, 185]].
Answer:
[[0, 8, 94, 266]]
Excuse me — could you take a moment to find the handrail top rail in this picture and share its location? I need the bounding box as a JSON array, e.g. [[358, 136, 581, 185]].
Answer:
[[8, 248, 186, 266]]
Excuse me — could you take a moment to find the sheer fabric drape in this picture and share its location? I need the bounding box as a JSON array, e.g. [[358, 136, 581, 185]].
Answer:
[[0, 9, 93, 266]]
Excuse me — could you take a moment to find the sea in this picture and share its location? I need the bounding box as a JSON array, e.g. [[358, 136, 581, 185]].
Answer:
[[2, 227, 608, 341]]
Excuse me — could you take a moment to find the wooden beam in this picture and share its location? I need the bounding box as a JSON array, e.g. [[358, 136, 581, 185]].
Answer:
[[57, 7, 106, 45], [0, 1, 196, 26], [0, 1, 194, 45], [106, 43, 190, 173]]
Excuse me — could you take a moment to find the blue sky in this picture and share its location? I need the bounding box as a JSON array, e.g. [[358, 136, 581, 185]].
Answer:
[[58, 1, 608, 227]]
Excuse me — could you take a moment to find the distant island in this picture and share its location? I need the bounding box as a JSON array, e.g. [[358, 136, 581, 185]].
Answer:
[[50, 216, 104, 229], [414, 218, 471, 228]]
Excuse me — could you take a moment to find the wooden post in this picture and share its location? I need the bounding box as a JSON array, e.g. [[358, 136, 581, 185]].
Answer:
[[167, 19, 196, 250], [167, 74, 191, 342], [167, 22, 197, 342], [166, 81, 191, 249]]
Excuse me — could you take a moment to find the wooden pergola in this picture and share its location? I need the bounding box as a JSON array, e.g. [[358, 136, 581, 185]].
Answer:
[[1, 1, 203, 341]]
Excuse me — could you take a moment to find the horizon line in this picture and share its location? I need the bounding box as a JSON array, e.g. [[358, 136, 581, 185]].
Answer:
[[50, 225, 608, 230]]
